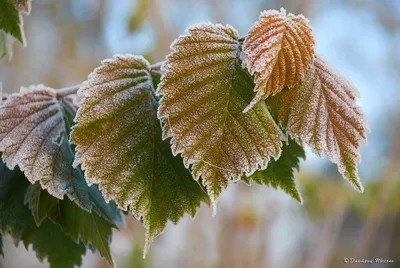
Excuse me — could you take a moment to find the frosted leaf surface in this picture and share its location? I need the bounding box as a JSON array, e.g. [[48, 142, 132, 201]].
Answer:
[[268, 55, 368, 191], [157, 23, 282, 209], [0, 85, 118, 221], [70, 54, 209, 255], [242, 8, 315, 112]]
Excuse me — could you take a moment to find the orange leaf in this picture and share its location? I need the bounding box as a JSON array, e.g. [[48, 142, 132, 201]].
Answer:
[[242, 8, 315, 112]]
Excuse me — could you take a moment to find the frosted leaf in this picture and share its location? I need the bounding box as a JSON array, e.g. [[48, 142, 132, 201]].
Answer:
[[242, 138, 305, 203], [268, 55, 368, 191], [242, 8, 315, 112], [0, 85, 118, 221], [70, 54, 209, 256], [157, 23, 282, 209]]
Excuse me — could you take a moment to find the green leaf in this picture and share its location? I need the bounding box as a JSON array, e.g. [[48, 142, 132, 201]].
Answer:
[[70, 54, 210, 256], [242, 139, 305, 203], [0, 85, 121, 223], [0, 160, 86, 268], [157, 23, 283, 209], [0, 0, 25, 44], [25, 184, 118, 267]]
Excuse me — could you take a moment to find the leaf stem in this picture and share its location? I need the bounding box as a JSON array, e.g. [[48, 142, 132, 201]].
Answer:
[[150, 62, 164, 71], [55, 84, 81, 99]]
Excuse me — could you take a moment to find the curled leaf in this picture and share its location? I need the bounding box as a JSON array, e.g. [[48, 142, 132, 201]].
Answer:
[[158, 23, 282, 210], [242, 8, 315, 112], [268, 55, 368, 191], [71, 54, 209, 255]]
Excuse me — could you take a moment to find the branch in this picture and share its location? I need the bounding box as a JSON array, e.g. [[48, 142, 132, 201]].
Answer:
[[55, 84, 81, 99], [150, 62, 164, 71]]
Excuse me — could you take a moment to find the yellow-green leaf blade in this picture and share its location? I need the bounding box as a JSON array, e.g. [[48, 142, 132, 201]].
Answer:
[[157, 23, 282, 209], [269, 55, 368, 191], [242, 8, 315, 111], [71, 55, 209, 255]]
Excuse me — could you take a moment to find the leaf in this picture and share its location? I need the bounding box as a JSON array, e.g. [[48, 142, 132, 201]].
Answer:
[[242, 138, 305, 203], [242, 8, 315, 112], [0, 85, 121, 223], [268, 54, 368, 191], [70, 54, 210, 255], [0, 0, 25, 44], [25, 184, 117, 267], [157, 23, 283, 210], [0, 160, 86, 268]]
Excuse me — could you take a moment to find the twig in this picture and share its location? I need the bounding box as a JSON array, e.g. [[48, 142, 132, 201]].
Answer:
[[150, 62, 164, 71], [55, 84, 81, 99]]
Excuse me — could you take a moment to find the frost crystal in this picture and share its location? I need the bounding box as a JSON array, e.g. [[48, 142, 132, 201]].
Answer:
[[269, 55, 368, 191], [158, 23, 283, 209], [242, 8, 315, 112]]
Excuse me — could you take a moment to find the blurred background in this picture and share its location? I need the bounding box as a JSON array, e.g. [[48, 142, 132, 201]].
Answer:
[[1, 0, 400, 267]]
